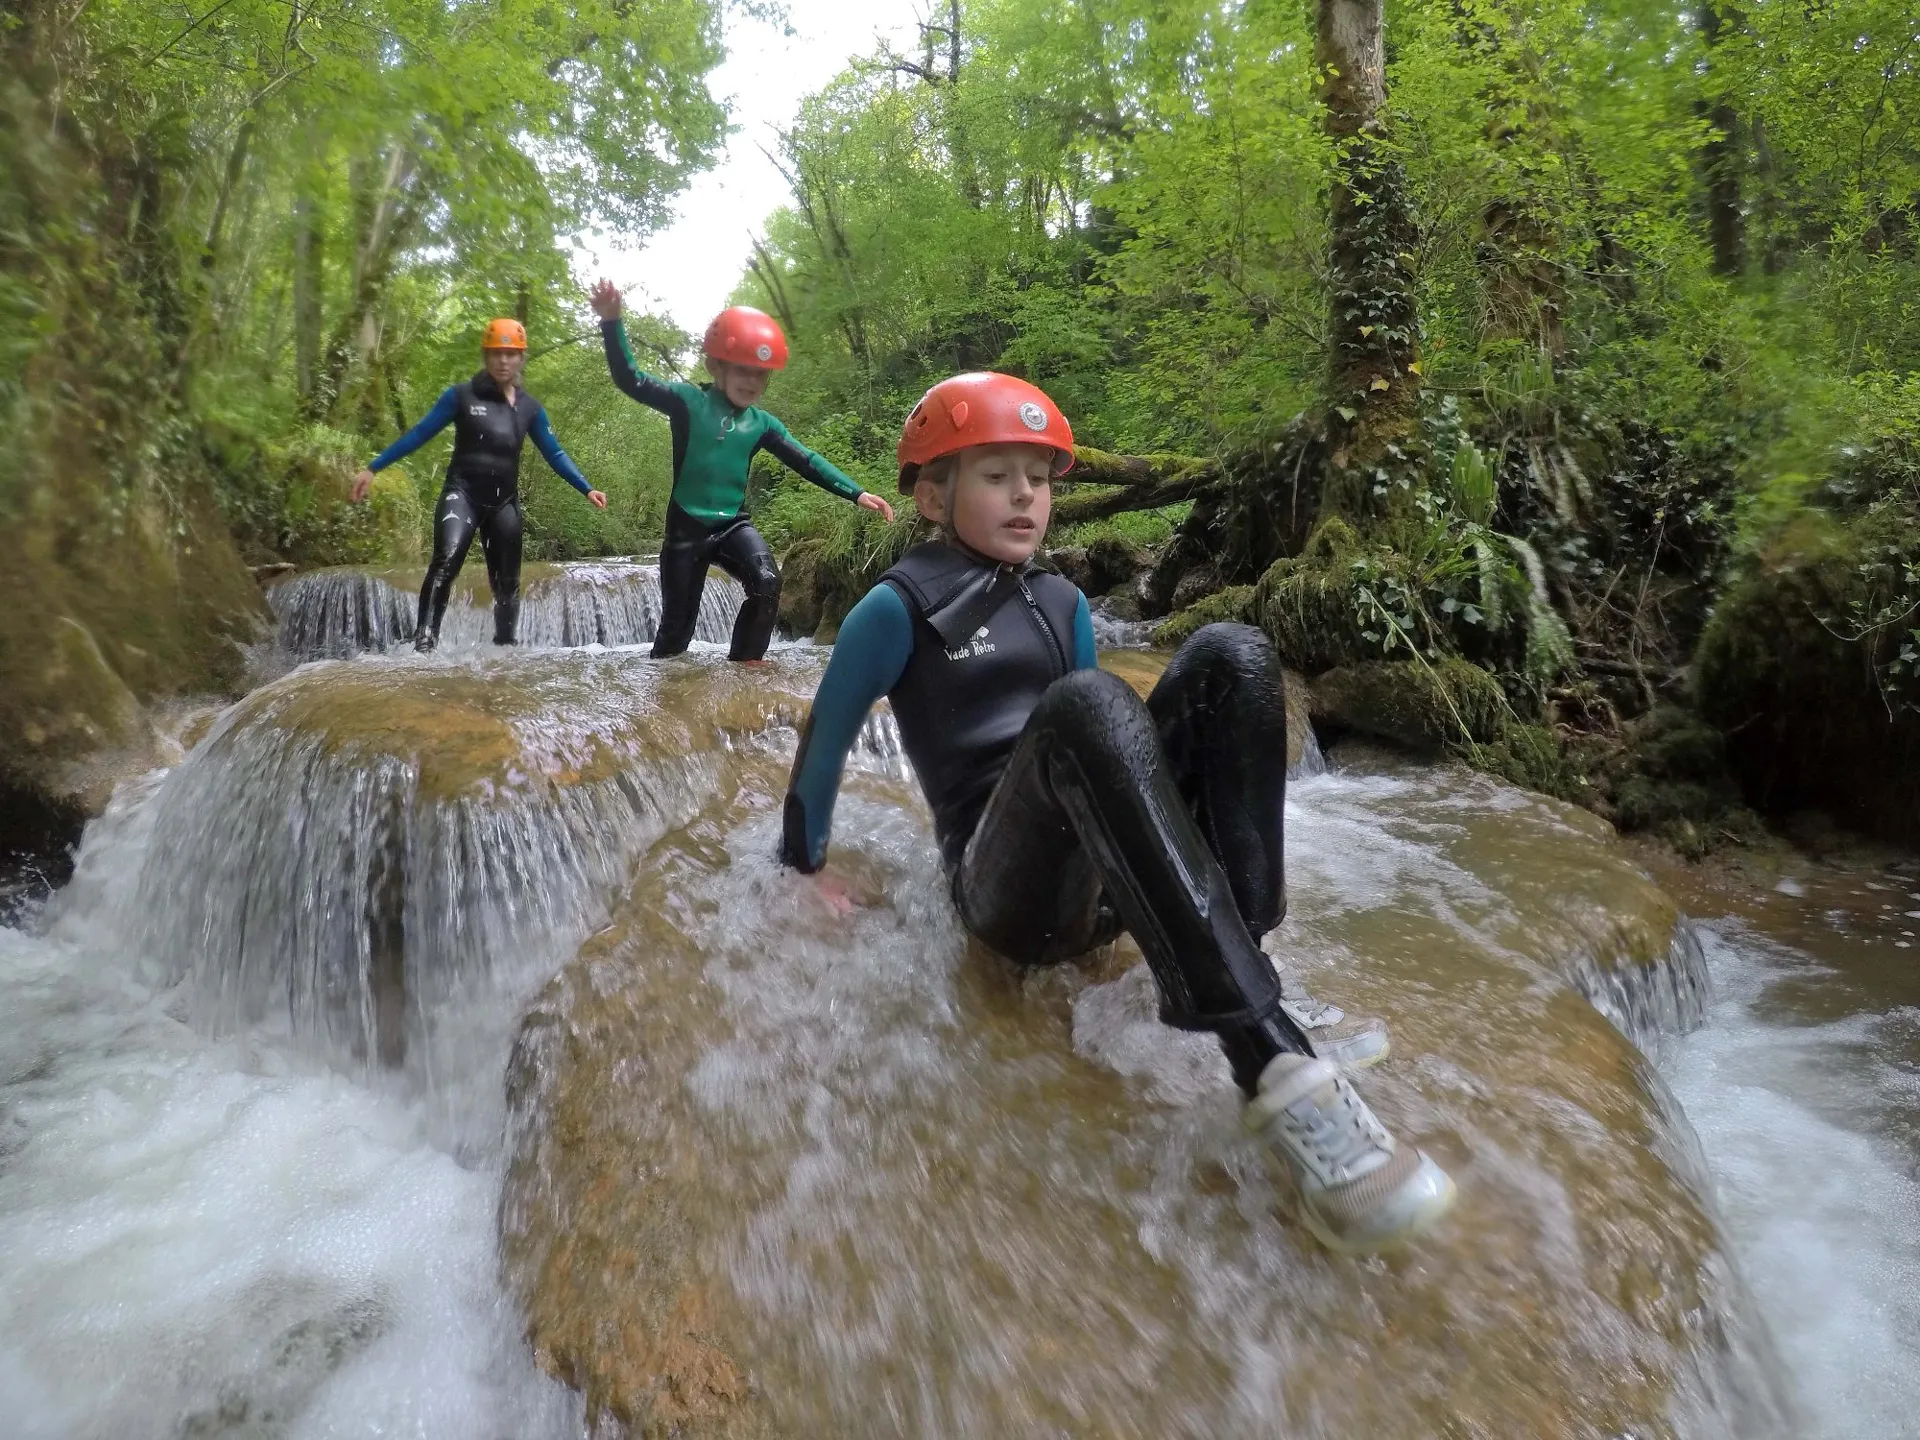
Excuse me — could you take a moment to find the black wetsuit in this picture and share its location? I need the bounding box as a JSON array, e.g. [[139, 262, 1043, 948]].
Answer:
[[782, 540, 1310, 1093], [368, 371, 593, 647]]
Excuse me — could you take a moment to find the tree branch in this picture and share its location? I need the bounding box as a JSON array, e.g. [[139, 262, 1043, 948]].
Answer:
[[1051, 448, 1221, 524]]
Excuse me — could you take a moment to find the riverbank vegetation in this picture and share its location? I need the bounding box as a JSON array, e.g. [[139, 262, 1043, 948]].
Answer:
[[4, 0, 1916, 845]]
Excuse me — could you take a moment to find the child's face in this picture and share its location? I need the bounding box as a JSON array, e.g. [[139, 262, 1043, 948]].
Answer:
[[915, 443, 1055, 565], [712, 360, 770, 409]]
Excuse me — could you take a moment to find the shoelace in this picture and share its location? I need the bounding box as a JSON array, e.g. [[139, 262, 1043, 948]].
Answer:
[[1281, 994, 1341, 1027], [1282, 1079, 1390, 1181]]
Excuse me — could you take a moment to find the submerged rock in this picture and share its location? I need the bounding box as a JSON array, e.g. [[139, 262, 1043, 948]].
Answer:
[[501, 742, 1789, 1437]]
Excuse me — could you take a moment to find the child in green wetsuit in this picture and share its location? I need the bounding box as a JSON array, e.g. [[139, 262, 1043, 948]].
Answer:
[[589, 281, 894, 660]]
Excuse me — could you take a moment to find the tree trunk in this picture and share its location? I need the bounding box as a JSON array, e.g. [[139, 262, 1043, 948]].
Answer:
[[1317, 0, 1422, 516], [292, 145, 325, 407], [201, 117, 254, 275], [1699, 4, 1744, 277], [316, 146, 417, 421]]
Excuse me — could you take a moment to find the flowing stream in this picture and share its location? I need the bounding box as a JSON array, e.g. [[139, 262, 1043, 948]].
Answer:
[[0, 569, 1914, 1437]]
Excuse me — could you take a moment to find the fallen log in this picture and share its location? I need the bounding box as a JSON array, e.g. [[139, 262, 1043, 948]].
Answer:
[[1052, 446, 1220, 524]]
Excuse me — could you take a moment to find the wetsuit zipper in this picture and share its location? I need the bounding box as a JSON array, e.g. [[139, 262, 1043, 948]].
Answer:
[[1018, 574, 1069, 677]]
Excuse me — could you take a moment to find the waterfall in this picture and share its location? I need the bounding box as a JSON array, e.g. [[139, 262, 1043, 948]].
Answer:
[[265, 561, 746, 661]]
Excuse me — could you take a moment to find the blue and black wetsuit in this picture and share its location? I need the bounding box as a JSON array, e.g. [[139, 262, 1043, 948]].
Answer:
[[367, 371, 593, 648], [781, 539, 1312, 1094], [600, 318, 870, 661]]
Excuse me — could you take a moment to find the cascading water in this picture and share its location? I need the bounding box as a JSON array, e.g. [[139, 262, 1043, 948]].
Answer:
[[264, 561, 746, 663], [2, 636, 1915, 1438]]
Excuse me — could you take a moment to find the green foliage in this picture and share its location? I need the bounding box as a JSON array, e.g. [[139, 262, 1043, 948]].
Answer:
[[7, 0, 728, 569]]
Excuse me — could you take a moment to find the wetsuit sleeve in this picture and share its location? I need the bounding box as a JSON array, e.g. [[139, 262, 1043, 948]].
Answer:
[[599, 318, 685, 415], [780, 584, 915, 872], [528, 407, 592, 495], [367, 388, 459, 471], [757, 421, 866, 503], [1073, 591, 1097, 670]]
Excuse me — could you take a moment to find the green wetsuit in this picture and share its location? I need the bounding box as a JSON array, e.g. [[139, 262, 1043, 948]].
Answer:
[[599, 318, 864, 524], [599, 317, 868, 658]]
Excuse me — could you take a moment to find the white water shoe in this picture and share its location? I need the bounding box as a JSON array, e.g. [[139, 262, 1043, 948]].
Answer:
[[1243, 1053, 1455, 1252]]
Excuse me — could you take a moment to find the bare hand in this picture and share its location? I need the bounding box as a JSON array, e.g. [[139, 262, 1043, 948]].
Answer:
[[587, 489, 609, 510], [350, 469, 375, 504], [813, 872, 857, 917], [857, 491, 896, 523], [588, 279, 623, 321]]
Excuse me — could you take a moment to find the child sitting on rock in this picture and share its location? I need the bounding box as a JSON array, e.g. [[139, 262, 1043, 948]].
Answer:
[[776, 372, 1455, 1252]]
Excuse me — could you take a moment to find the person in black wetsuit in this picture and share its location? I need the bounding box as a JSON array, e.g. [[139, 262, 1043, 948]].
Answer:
[[588, 280, 893, 661], [351, 317, 607, 652], [777, 372, 1456, 1254]]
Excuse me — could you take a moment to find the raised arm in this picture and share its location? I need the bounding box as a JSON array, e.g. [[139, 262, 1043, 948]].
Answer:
[[527, 407, 592, 496], [757, 421, 866, 504], [780, 584, 915, 873], [367, 387, 459, 472], [598, 318, 684, 415]]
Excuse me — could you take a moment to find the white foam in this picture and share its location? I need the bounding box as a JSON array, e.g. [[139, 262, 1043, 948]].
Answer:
[[1661, 923, 1920, 1439], [0, 921, 577, 1438]]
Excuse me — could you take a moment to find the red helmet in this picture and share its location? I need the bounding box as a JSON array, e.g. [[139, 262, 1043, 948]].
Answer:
[[896, 372, 1076, 492], [703, 306, 789, 370]]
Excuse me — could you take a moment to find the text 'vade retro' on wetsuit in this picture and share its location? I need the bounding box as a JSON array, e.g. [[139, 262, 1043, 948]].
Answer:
[[368, 370, 593, 646], [599, 317, 868, 661], [779, 539, 1314, 1093]]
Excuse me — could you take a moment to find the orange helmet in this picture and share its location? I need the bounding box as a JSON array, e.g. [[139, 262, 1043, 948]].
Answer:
[[703, 306, 789, 371], [481, 318, 528, 351], [896, 372, 1076, 492]]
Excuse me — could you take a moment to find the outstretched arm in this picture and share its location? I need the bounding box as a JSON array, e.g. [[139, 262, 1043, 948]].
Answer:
[[527, 408, 594, 497], [368, 388, 459, 472], [780, 584, 915, 873], [352, 387, 459, 502], [759, 423, 896, 521], [758, 426, 865, 503]]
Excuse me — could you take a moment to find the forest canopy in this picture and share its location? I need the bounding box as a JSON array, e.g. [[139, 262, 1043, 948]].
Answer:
[[3, 0, 1917, 842]]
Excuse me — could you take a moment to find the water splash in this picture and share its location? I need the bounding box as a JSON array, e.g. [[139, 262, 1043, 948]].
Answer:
[[1088, 597, 1157, 649], [1568, 914, 1712, 1059]]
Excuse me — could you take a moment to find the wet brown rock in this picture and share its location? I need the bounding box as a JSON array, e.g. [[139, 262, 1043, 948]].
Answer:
[[501, 747, 1790, 1438]]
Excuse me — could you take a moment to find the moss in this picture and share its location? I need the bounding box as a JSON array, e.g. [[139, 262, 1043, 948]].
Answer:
[[1153, 585, 1255, 648], [1250, 518, 1385, 672], [1311, 656, 1507, 751], [776, 537, 826, 640], [777, 516, 924, 641], [1695, 517, 1920, 846], [1464, 723, 1592, 807]]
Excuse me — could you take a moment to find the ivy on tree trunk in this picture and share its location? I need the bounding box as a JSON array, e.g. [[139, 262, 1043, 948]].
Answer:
[[1317, 0, 1423, 519]]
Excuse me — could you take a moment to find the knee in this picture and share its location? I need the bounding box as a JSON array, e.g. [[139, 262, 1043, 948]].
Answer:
[[1035, 668, 1156, 759], [1177, 621, 1276, 672], [741, 555, 781, 603]]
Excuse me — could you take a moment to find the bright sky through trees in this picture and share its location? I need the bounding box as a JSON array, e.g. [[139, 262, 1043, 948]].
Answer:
[[574, 0, 920, 331]]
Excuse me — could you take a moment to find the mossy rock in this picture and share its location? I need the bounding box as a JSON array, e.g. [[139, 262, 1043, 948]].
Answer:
[[1153, 585, 1255, 648], [1466, 722, 1594, 810], [1311, 657, 1507, 752], [1083, 534, 1148, 595], [776, 537, 827, 640], [1250, 518, 1380, 672], [1695, 519, 1920, 846]]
